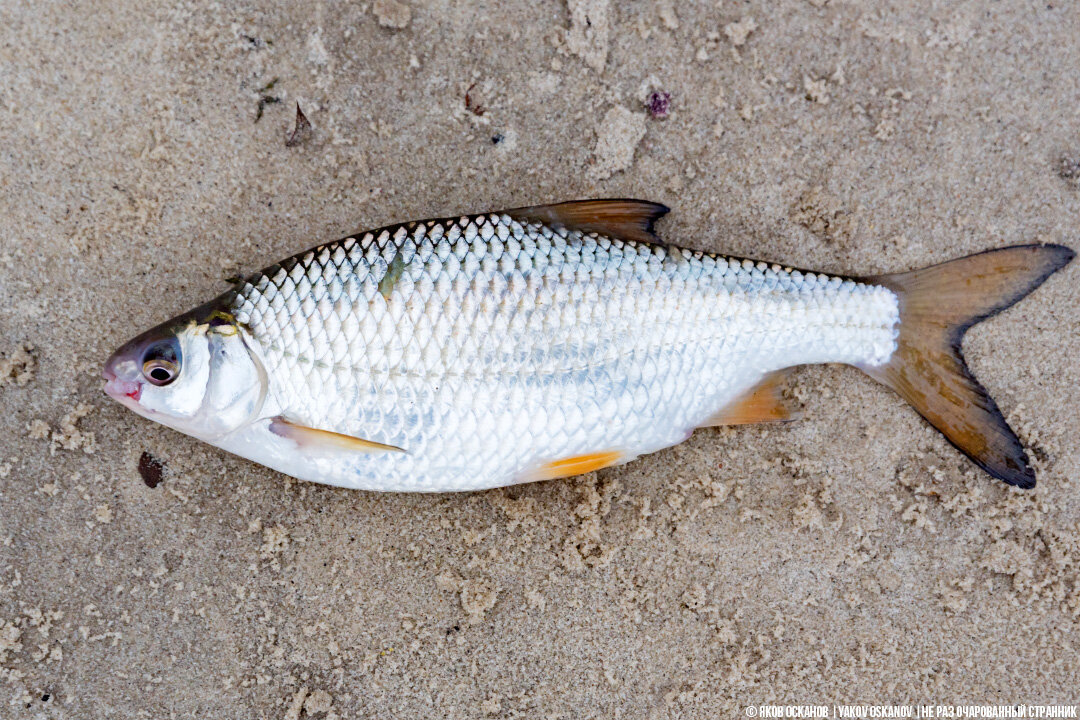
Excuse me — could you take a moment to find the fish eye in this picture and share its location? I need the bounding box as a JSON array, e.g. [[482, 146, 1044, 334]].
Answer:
[[141, 339, 181, 386]]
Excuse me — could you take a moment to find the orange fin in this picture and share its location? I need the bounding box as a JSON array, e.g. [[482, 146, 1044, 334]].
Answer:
[[522, 450, 624, 482], [507, 199, 669, 244], [861, 244, 1074, 489], [268, 416, 405, 454], [702, 371, 798, 426]]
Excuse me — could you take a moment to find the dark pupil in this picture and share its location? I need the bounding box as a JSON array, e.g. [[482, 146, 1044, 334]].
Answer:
[[149, 366, 172, 382]]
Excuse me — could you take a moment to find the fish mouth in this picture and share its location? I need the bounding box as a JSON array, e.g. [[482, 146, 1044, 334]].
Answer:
[[102, 364, 142, 404]]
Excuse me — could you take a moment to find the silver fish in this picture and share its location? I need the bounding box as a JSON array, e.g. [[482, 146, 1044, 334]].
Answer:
[[103, 200, 1073, 491]]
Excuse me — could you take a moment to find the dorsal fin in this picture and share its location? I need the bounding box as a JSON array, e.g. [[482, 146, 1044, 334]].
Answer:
[[701, 371, 799, 427], [506, 199, 669, 244]]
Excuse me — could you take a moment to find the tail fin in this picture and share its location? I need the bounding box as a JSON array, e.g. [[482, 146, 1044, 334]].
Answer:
[[860, 244, 1074, 488]]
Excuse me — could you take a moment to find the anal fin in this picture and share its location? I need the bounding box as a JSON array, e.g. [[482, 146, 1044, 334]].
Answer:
[[268, 416, 405, 454], [701, 371, 798, 427]]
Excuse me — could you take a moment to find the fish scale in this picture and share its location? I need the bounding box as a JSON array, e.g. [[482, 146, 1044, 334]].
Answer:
[[224, 211, 899, 491]]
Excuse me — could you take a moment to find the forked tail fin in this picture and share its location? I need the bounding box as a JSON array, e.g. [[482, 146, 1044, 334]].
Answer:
[[860, 244, 1074, 488]]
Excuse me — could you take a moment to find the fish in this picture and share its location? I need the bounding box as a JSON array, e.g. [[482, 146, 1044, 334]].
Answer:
[[103, 199, 1073, 492]]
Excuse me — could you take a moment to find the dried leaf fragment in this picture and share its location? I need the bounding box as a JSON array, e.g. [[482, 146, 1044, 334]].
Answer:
[[286, 103, 312, 147]]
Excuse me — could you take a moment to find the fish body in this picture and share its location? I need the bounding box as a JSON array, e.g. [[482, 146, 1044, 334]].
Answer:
[[103, 200, 1073, 492]]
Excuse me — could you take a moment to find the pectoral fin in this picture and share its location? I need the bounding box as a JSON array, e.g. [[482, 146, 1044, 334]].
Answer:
[[268, 416, 405, 454], [702, 371, 799, 427]]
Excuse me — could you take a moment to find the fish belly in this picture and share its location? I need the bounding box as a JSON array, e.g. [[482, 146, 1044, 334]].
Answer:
[[226, 214, 899, 491]]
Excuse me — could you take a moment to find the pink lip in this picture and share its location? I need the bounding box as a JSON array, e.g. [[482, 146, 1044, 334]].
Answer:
[[103, 367, 142, 402]]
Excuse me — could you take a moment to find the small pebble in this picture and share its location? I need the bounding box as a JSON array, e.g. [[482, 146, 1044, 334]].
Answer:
[[646, 91, 671, 119]]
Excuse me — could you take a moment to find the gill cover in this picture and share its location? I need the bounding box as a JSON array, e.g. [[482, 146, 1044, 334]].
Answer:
[[197, 322, 268, 437]]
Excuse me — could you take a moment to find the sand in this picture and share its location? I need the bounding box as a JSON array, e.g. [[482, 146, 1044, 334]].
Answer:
[[1, 0, 1078, 717]]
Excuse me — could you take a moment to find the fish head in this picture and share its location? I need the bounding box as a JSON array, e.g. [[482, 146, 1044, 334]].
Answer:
[[103, 302, 267, 441]]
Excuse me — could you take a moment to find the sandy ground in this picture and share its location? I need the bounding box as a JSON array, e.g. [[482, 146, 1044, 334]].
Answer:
[[1, 0, 1079, 717]]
